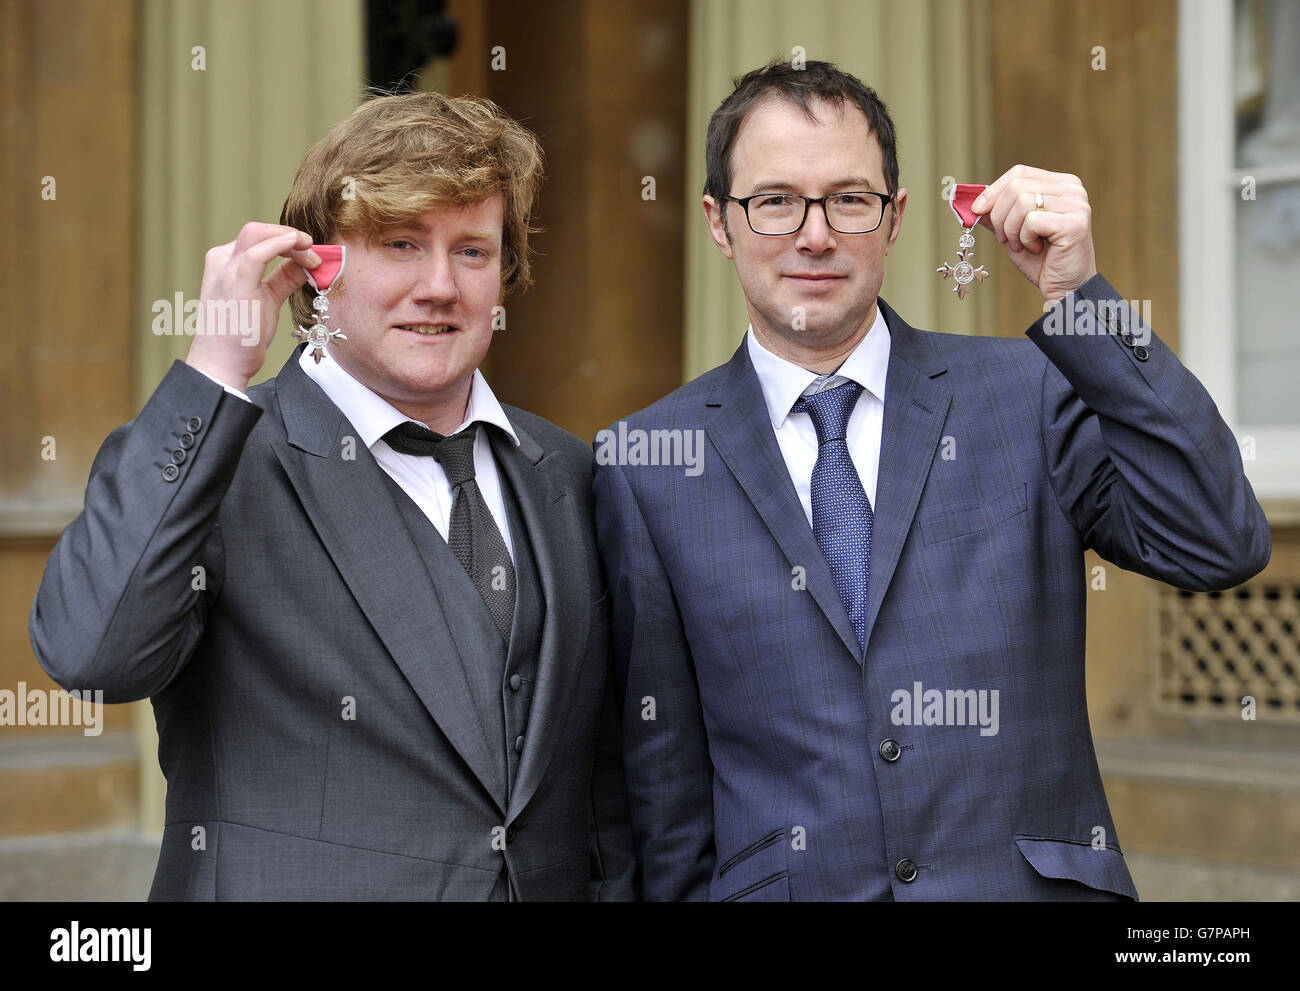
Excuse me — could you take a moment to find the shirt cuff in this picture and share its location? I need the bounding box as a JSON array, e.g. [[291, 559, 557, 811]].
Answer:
[[195, 368, 252, 403]]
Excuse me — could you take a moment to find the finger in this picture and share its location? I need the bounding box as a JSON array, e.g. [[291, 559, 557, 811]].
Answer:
[[988, 182, 1043, 244], [263, 256, 311, 309], [233, 221, 312, 253], [287, 246, 323, 269], [976, 164, 1049, 212], [1003, 191, 1049, 252], [993, 182, 1084, 246], [232, 230, 318, 281], [1019, 208, 1076, 253], [200, 241, 239, 295], [975, 165, 1081, 214]]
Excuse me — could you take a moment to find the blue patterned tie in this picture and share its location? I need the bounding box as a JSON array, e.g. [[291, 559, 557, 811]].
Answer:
[[793, 381, 873, 651]]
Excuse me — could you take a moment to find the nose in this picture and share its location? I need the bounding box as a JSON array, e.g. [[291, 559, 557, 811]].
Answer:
[[795, 199, 836, 252], [413, 255, 460, 306]]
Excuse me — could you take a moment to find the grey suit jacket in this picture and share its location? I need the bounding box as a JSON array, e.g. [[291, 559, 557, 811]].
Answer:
[[30, 346, 637, 901]]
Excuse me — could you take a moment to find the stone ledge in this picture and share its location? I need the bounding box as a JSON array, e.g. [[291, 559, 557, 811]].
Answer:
[[1127, 851, 1300, 901], [0, 731, 137, 770], [1096, 737, 1300, 793], [0, 829, 158, 901]]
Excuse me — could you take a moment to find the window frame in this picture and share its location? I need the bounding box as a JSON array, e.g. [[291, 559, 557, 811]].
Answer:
[[1178, 0, 1300, 499]]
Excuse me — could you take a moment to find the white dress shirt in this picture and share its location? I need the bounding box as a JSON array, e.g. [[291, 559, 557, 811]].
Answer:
[[198, 350, 520, 561], [746, 307, 890, 526]]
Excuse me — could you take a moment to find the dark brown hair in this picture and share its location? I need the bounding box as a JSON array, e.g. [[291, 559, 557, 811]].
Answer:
[[704, 59, 899, 229]]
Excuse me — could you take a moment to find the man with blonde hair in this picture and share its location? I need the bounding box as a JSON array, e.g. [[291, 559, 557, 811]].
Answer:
[[31, 92, 636, 901]]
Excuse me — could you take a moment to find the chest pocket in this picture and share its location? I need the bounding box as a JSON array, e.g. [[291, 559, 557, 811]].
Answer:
[[921, 482, 1028, 546]]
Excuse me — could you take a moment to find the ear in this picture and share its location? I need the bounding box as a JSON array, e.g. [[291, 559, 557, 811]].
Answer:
[[702, 195, 735, 259], [884, 186, 907, 255]]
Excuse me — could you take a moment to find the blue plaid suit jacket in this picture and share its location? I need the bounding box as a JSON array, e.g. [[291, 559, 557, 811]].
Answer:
[[593, 274, 1270, 901]]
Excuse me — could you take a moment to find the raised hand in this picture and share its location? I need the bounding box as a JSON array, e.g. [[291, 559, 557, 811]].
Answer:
[[972, 165, 1098, 303], [185, 223, 321, 392]]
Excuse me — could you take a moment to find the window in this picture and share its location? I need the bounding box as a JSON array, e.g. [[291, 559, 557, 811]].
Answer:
[[1180, 0, 1300, 498]]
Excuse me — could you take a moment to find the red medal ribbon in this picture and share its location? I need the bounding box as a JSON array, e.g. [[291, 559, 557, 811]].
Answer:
[[949, 183, 986, 229], [306, 244, 345, 292]]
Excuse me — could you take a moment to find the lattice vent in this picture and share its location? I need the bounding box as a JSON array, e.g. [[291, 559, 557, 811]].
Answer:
[[1153, 584, 1300, 720]]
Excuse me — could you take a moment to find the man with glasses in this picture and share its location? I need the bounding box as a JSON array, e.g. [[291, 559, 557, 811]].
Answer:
[[593, 59, 1268, 900]]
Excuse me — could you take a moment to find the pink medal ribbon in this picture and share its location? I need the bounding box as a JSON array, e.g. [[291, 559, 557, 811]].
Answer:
[[937, 183, 990, 300], [304, 244, 345, 292], [295, 244, 348, 363]]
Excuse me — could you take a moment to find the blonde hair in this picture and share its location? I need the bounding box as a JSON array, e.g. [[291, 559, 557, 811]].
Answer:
[[281, 90, 544, 327]]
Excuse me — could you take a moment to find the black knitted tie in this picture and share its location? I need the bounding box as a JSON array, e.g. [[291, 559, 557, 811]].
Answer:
[[383, 422, 516, 643]]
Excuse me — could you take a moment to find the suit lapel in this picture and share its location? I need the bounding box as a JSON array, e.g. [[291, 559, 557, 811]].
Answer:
[[705, 303, 951, 663], [705, 345, 863, 662], [491, 416, 590, 823], [270, 348, 508, 813], [859, 300, 951, 654]]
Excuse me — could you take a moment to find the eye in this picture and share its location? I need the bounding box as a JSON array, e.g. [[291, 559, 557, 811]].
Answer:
[[832, 194, 868, 206], [461, 247, 484, 258], [753, 194, 794, 209], [387, 239, 416, 251]]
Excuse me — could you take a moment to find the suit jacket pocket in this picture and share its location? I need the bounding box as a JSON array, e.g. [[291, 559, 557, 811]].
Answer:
[[715, 827, 791, 901], [1014, 835, 1139, 900], [922, 482, 1028, 546], [717, 827, 784, 878], [721, 871, 790, 902]]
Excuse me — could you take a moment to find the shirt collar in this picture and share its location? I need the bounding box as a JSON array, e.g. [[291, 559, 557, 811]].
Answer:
[[299, 345, 520, 449], [746, 305, 891, 431]]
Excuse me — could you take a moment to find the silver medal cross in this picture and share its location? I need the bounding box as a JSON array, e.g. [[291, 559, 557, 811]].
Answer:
[[937, 228, 989, 301], [295, 291, 348, 364]]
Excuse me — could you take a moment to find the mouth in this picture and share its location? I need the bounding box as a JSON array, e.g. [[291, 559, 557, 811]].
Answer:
[[785, 274, 845, 283], [395, 323, 459, 337]]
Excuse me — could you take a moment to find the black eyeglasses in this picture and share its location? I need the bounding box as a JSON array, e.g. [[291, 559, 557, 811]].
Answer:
[[724, 191, 893, 235]]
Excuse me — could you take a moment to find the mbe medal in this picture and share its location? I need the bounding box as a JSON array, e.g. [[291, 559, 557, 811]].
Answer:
[[937, 183, 990, 301], [295, 244, 348, 363]]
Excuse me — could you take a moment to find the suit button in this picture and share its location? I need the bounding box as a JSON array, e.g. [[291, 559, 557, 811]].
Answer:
[[170, 448, 187, 465], [514, 735, 524, 753], [895, 858, 918, 883], [879, 739, 901, 762], [509, 674, 521, 691], [505, 824, 518, 843], [1133, 345, 1149, 361], [162, 464, 179, 482], [1120, 332, 1136, 348], [186, 416, 203, 432], [179, 432, 196, 449]]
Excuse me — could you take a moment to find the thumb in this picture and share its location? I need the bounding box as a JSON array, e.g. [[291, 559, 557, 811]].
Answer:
[[264, 257, 311, 310]]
